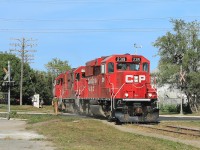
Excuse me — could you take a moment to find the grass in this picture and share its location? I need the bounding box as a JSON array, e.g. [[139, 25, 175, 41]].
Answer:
[[1, 105, 200, 150], [0, 104, 54, 113], [160, 111, 200, 116], [161, 121, 200, 128], [1, 104, 200, 116], [125, 121, 200, 141], [10, 114, 200, 150]]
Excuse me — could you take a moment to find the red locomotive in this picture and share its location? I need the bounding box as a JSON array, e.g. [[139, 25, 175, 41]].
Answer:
[[54, 53, 159, 123]]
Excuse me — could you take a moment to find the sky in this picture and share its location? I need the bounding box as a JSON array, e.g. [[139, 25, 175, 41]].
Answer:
[[0, 0, 199, 72]]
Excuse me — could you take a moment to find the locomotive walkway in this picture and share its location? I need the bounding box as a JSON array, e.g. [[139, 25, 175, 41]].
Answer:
[[0, 118, 55, 150]]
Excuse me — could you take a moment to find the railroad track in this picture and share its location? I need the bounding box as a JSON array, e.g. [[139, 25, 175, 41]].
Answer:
[[138, 124, 200, 137]]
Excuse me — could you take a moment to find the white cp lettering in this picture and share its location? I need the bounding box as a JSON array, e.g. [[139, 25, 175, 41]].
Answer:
[[125, 75, 146, 83]]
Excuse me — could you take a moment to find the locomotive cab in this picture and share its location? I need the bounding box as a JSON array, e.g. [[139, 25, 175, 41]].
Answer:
[[62, 66, 88, 113], [100, 54, 159, 122], [54, 73, 65, 98]]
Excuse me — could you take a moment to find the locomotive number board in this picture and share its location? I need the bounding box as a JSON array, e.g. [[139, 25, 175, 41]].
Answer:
[[116, 57, 127, 62], [132, 58, 141, 63]]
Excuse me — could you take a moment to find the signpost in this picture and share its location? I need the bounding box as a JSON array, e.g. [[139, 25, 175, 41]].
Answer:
[[3, 61, 12, 120], [179, 65, 186, 115], [174, 53, 185, 115]]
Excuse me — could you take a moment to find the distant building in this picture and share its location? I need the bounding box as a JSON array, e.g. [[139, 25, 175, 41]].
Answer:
[[151, 69, 187, 107]]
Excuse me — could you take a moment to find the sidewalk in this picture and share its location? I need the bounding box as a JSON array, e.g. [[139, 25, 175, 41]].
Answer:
[[0, 118, 55, 150], [160, 114, 200, 118]]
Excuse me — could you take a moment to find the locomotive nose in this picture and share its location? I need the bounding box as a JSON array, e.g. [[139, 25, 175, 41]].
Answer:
[[121, 72, 146, 99]]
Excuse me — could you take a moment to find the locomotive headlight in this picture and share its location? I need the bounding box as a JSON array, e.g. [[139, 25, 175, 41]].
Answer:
[[125, 93, 129, 98], [148, 93, 152, 98]]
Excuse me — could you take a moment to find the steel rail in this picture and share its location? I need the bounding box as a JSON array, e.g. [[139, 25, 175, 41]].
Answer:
[[138, 125, 200, 137]]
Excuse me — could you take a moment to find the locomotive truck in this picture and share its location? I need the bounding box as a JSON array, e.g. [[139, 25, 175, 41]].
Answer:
[[54, 53, 159, 123]]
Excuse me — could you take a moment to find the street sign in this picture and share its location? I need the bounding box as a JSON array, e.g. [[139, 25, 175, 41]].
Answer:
[[3, 68, 8, 73], [3, 68, 9, 80], [180, 71, 186, 82], [4, 74, 9, 80]]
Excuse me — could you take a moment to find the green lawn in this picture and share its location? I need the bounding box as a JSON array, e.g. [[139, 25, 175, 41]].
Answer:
[[0, 105, 200, 150], [0, 104, 53, 113], [9, 113, 200, 150]]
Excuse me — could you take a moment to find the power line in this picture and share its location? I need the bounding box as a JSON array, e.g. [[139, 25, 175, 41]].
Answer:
[[1, 0, 200, 3], [0, 16, 199, 23], [0, 28, 172, 33], [10, 38, 37, 105]]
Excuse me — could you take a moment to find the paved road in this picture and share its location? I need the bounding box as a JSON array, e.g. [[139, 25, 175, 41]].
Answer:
[[0, 118, 55, 150], [159, 115, 200, 121]]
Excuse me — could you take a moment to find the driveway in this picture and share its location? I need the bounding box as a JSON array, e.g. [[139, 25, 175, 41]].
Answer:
[[0, 118, 55, 150]]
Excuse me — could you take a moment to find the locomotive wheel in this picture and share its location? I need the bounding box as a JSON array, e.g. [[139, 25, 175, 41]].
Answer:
[[85, 103, 92, 116], [115, 119, 122, 125]]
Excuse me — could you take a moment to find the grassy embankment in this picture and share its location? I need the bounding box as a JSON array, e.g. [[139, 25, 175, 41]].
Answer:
[[0, 105, 199, 150], [0, 104, 53, 113]]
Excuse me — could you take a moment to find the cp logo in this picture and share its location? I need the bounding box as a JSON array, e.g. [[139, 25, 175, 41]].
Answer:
[[125, 75, 145, 83]]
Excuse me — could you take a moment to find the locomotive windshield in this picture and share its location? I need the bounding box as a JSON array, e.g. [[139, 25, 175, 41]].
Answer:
[[117, 63, 140, 71]]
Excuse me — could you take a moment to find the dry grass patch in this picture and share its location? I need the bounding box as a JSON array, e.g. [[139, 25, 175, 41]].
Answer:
[[25, 115, 200, 150]]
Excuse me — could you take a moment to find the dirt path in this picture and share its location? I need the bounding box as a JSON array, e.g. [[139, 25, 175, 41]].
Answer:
[[0, 118, 55, 150], [101, 120, 200, 149]]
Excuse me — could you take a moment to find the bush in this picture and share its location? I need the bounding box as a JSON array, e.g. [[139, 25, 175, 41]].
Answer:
[[176, 103, 192, 114], [160, 104, 179, 113]]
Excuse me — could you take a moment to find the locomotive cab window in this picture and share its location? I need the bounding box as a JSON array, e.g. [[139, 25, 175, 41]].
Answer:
[[75, 73, 80, 81], [82, 72, 85, 78], [108, 62, 114, 73], [117, 63, 140, 71], [117, 63, 127, 70], [94, 66, 101, 76], [58, 78, 63, 85], [130, 63, 140, 71], [143, 63, 149, 72]]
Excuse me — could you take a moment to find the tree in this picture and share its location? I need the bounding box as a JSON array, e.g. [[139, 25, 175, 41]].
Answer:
[[45, 57, 71, 90], [0, 52, 35, 104], [45, 58, 71, 74], [153, 19, 200, 112], [30, 70, 53, 105], [44, 58, 71, 102]]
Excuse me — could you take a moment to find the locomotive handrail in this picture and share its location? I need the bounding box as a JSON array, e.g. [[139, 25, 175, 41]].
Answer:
[[112, 82, 126, 110], [75, 79, 86, 97], [79, 86, 86, 96], [113, 83, 126, 100], [123, 98, 151, 101], [111, 82, 146, 109]]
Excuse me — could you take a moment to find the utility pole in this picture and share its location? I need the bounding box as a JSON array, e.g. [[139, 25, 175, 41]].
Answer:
[[10, 38, 36, 105], [174, 53, 185, 115], [7, 61, 11, 119]]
